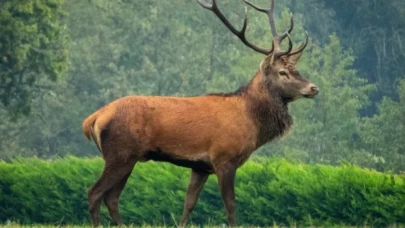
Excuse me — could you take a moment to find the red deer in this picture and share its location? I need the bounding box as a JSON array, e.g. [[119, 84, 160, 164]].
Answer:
[[82, 0, 319, 226]]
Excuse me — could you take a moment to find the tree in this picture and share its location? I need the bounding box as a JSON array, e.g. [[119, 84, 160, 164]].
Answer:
[[321, 0, 405, 114], [359, 79, 405, 172], [0, 0, 69, 116]]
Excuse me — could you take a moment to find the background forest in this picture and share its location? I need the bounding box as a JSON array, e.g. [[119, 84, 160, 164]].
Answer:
[[1, 0, 405, 173]]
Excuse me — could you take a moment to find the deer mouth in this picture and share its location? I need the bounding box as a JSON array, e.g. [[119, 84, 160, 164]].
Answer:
[[303, 94, 316, 98]]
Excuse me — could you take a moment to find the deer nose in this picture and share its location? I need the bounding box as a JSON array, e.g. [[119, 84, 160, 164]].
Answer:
[[311, 86, 319, 94]]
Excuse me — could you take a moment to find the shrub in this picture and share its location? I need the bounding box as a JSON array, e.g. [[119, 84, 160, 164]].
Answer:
[[0, 157, 404, 226]]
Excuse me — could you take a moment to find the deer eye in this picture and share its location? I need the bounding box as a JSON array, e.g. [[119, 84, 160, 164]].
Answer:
[[279, 71, 288, 76]]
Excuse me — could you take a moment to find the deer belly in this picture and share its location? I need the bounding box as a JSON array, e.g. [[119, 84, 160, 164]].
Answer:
[[144, 147, 214, 173]]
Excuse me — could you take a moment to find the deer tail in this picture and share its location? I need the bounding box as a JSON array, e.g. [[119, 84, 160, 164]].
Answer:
[[82, 110, 103, 152]]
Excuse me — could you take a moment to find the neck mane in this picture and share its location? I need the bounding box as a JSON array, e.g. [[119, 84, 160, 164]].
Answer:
[[246, 70, 293, 146], [208, 70, 293, 146]]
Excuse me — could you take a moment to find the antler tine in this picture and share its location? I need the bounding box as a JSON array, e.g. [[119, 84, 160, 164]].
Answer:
[[243, 0, 294, 54], [288, 31, 309, 56], [197, 0, 273, 55], [242, 0, 268, 13], [197, 0, 214, 9], [241, 0, 278, 37], [274, 33, 293, 59], [268, 0, 278, 38]]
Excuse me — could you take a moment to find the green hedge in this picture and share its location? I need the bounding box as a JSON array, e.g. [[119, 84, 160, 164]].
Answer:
[[0, 157, 404, 226]]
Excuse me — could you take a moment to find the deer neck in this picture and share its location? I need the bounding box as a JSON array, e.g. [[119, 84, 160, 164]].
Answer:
[[244, 70, 294, 147]]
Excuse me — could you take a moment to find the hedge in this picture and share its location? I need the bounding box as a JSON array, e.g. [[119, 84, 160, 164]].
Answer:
[[0, 157, 404, 226]]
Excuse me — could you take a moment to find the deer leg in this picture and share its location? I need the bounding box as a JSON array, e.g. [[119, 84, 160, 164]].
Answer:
[[216, 165, 237, 227], [88, 158, 136, 226], [103, 162, 136, 225], [179, 169, 209, 227]]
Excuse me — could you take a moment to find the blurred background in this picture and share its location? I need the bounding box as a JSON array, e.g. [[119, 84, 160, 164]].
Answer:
[[1, 0, 404, 172]]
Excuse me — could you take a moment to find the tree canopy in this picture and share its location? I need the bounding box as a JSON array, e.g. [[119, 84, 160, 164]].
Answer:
[[0, 0, 69, 115]]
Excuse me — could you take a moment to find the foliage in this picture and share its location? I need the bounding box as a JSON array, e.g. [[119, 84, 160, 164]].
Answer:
[[0, 157, 404, 227], [322, 0, 405, 103], [358, 79, 405, 172], [0, 0, 69, 115]]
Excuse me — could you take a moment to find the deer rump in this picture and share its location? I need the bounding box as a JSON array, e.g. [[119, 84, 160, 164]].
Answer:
[[83, 95, 258, 174]]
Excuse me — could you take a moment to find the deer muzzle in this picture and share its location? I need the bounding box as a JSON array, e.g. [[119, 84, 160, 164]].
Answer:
[[302, 83, 319, 98]]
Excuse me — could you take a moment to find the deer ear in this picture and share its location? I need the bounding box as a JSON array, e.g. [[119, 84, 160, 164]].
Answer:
[[287, 51, 304, 65], [260, 53, 276, 76]]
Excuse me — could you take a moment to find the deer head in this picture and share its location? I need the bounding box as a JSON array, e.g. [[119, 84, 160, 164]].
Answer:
[[198, 0, 319, 102]]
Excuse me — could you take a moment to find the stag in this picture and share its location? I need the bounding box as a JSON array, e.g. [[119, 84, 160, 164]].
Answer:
[[82, 0, 319, 226]]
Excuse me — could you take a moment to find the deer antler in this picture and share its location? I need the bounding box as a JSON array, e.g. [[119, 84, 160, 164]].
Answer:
[[243, 0, 308, 58], [243, 0, 293, 42], [288, 31, 309, 56], [197, 0, 273, 55], [243, 0, 292, 59]]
